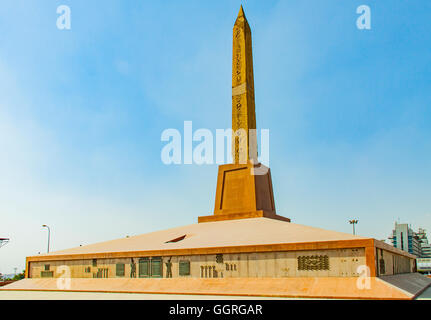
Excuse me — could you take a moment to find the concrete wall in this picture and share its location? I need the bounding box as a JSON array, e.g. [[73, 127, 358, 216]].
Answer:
[[29, 248, 368, 279], [376, 248, 415, 276]]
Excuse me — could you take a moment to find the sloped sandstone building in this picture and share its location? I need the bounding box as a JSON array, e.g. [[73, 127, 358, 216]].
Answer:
[[3, 7, 430, 299]]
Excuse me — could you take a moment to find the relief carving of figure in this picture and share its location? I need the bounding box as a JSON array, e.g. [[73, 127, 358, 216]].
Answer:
[[165, 257, 172, 278]]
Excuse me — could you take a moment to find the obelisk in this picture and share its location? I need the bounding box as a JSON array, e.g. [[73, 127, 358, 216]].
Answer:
[[197, 6, 290, 223], [232, 6, 257, 164]]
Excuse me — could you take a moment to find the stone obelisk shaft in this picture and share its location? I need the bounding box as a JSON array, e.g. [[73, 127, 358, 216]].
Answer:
[[232, 6, 257, 164], [198, 6, 286, 223]]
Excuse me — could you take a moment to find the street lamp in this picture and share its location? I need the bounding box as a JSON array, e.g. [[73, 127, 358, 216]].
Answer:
[[349, 220, 359, 235], [0, 238, 9, 248], [42, 225, 50, 253]]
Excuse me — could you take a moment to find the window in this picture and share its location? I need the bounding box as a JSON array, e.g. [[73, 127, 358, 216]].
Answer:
[[92, 259, 97, 267], [139, 258, 150, 278], [116, 263, 125, 277], [151, 258, 162, 278], [138, 257, 162, 278], [41, 271, 53, 278], [44, 264, 50, 271], [179, 260, 190, 276]]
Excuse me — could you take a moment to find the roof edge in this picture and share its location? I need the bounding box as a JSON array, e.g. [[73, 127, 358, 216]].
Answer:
[[27, 238, 375, 262]]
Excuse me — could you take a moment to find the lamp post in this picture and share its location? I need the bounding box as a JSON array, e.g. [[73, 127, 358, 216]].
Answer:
[[349, 220, 359, 235], [42, 225, 50, 253], [0, 238, 9, 248]]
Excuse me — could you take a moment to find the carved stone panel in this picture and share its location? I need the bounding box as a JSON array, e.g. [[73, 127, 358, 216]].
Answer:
[[297, 255, 330, 271]]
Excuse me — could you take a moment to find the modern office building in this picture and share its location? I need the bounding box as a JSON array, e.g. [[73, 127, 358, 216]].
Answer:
[[417, 228, 431, 258], [389, 223, 421, 257], [389, 223, 431, 258]]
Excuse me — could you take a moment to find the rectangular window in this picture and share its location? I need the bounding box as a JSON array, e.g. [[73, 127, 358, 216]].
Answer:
[[179, 260, 190, 276], [44, 264, 50, 271], [139, 258, 150, 278], [116, 263, 125, 277], [151, 258, 162, 278], [92, 259, 97, 267], [41, 271, 53, 278]]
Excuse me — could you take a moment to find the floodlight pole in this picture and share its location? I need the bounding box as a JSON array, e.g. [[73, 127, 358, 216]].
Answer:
[[349, 220, 359, 235]]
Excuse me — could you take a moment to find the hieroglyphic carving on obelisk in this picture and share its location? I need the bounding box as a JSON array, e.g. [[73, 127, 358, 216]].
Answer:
[[232, 6, 258, 164], [198, 6, 285, 223]]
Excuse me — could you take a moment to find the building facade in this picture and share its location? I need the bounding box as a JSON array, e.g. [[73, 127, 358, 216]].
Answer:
[[28, 244, 415, 280], [389, 223, 431, 259], [417, 228, 431, 258], [390, 223, 421, 257]]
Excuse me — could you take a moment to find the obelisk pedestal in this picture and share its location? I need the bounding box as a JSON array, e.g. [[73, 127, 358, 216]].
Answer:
[[198, 162, 290, 223]]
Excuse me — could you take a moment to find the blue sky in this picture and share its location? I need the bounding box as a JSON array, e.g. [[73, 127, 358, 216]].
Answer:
[[1, 0, 430, 274]]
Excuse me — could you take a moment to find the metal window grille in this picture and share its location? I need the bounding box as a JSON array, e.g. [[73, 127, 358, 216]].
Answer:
[[139, 258, 150, 278], [116, 263, 125, 277], [151, 258, 162, 278], [179, 260, 190, 276]]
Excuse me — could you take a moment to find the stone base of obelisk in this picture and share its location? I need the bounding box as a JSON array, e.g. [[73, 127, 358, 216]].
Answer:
[[198, 162, 290, 223]]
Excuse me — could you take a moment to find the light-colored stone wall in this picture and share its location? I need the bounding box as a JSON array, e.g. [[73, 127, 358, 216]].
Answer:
[[29, 248, 369, 279], [376, 248, 415, 276]]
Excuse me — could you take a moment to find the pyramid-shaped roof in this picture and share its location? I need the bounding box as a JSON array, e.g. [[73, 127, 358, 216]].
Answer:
[[31, 218, 370, 260]]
